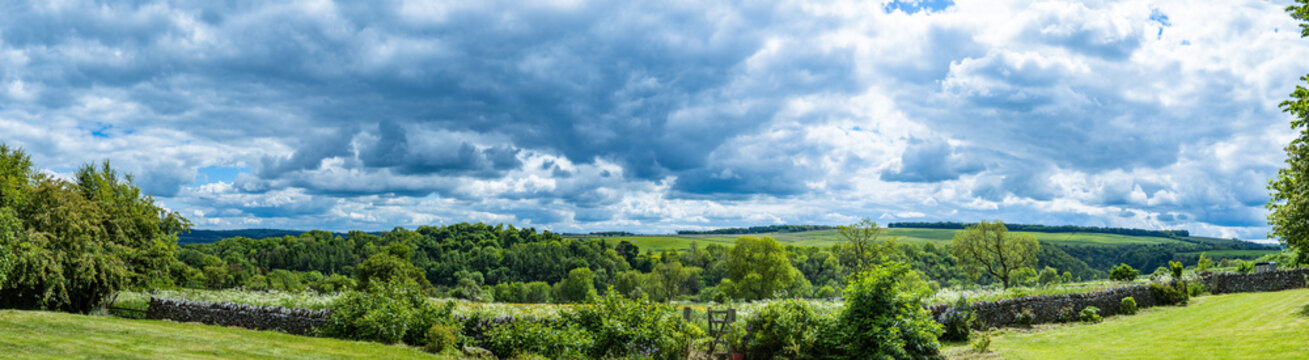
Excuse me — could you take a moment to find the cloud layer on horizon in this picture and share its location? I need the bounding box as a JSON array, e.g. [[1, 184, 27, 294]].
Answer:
[[1, 0, 1306, 239]]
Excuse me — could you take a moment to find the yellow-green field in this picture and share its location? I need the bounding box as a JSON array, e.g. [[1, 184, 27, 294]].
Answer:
[[947, 288, 1309, 359], [0, 310, 439, 359], [577, 228, 1191, 250]]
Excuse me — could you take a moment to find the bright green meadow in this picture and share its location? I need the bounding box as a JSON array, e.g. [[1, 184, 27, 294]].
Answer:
[[949, 288, 1309, 359], [0, 310, 439, 360]]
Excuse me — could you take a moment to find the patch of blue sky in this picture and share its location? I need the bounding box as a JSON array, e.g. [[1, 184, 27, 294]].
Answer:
[[882, 0, 953, 14], [1150, 8, 1170, 40], [195, 166, 248, 185]]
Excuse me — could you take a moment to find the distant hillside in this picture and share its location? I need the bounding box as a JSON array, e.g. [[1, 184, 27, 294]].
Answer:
[[888, 221, 1190, 239], [178, 229, 320, 244], [676, 224, 836, 235]]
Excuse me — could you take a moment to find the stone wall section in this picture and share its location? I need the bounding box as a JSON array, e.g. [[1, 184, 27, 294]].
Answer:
[[927, 282, 1167, 329], [1205, 268, 1309, 294], [146, 297, 330, 335]]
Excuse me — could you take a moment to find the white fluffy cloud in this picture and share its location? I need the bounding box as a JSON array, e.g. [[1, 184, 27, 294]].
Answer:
[[0, 0, 1305, 239]]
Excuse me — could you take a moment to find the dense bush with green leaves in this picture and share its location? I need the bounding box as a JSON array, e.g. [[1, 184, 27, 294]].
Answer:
[[483, 321, 592, 359], [322, 279, 456, 346], [1014, 307, 1035, 328], [937, 297, 975, 342], [1237, 261, 1255, 274], [740, 299, 837, 358], [1079, 306, 1102, 323], [1168, 261, 1184, 280], [1150, 282, 1188, 306], [426, 323, 458, 353], [1187, 282, 1208, 297], [837, 261, 942, 359], [1109, 263, 1139, 282], [560, 290, 699, 360], [1058, 305, 1079, 323], [0, 147, 190, 313], [1119, 297, 1138, 315]]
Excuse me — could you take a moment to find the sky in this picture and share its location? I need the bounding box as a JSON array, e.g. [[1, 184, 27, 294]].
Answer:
[[1, 0, 1307, 239]]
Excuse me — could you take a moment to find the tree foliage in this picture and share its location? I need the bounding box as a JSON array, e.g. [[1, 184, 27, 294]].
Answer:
[[0, 146, 190, 313], [836, 218, 898, 271], [1269, 0, 1309, 265], [950, 221, 1039, 288], [718, 236, 807, 300]]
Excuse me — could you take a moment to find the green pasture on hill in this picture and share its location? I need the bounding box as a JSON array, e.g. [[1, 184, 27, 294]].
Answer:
[[948, 288, 1309, 359], [1178, 249, 1281, 259], [579, 227, 1191, 251], [0, 310, 439, 360]]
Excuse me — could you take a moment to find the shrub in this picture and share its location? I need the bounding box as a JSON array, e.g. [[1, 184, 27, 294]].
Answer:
[[1237, 261, 1255, 274], [1150, 282, 1188, 306], [556, 268, 598, 303], [838, 261, 942, 359], [971, 332, 991, 353], [1197, 253, 1212, 273], [741, 299, 835, 358], [1109, 263, 1139, 282], [937, 297, 975, 342], [1014, 307, 1036, 328], [1119, 297, 1138, 315], [1187, 282, 1208, 297], [323, 279, 456, 346], [560, 290, 697, 360], [426, 323, 458, 353], [482, 321, 592, 359], [1057, 305, 1079, 323], [1169, 261, 1184, 280], [1079, 306, 1102, 323]]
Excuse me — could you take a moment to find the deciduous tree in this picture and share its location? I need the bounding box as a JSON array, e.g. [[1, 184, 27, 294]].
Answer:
[[1269, 0, 1309, 265], [950, 221, 1039, 288]]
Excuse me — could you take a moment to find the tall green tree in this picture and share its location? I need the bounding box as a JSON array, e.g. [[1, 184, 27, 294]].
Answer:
[[835, 218, 898, 271], [950, 221, 1039, 288], [1269, 0, 1309, 265], [718, 236, 808, 300]]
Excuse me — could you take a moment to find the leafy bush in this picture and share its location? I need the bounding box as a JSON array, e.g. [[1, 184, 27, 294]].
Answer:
[[323, 279, 456, 346], [556, 268, 598, 303], [560, 290, 697, 360], [482, 321, 592, 359], [426, 323, 458, 353], [1197, 253, 1212, 273], [837, 261, 942, 359], [1169, 261, 1184, 280], [1150, 282, 1188, 306], [937, 297, 975, 342], [1058, 305, 1079, 323], [1109, 263, 1139, 282], [1119, 297, 1138, 315], [1014, 307, 1036, 328], [1187, 282, 1208, 297], [1079, 306, 1102, 323], [971, 332, 991, 353], [1237, 261, 1255, 274], [741, 299, 834, 358]]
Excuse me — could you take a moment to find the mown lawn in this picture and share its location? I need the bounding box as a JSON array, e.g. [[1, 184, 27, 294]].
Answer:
[[949, 288, 1309, 359], [0, 310, 440, 359]]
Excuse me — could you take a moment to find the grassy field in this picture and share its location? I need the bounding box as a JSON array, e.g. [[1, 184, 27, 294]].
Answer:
[[0, 310, 439, 359], [948, 288, 1309, 359], [1178, 249, 1280, 259], [579, 227, 1190, 251]]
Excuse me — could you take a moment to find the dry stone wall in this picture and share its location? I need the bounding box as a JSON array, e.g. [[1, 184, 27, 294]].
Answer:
[[146, 297, 330, 335], [1206, 268, 1309, 294], [928, 282, 1168, 329]]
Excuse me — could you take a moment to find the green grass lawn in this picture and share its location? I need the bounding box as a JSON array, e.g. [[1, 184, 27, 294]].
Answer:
[[0, 310, 440, 359], [948, 288, 1309, 359], [581, 227, 1187, 251]]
